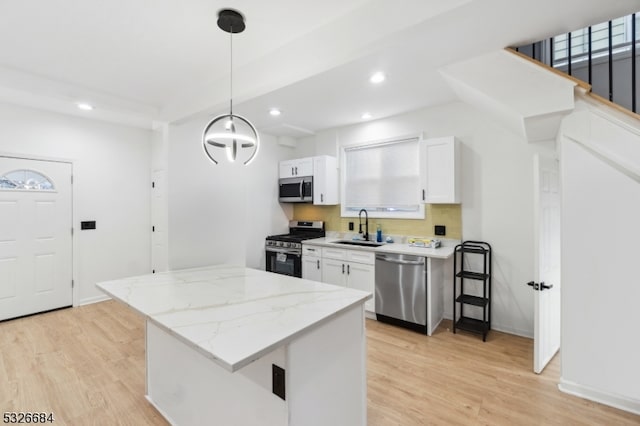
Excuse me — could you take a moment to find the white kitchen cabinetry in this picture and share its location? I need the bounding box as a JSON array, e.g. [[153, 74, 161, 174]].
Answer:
[[313, 155, 338, 205], [419, 136, 461, 204], [279, 157, 313, 178], [302, 246, 322, 282], [278, 156, 338, 205], [321, 258, 346, 286], [321, 247, 375, 313]]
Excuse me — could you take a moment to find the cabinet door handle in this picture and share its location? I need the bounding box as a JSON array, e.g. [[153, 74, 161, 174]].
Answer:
[[347, 264, 350, 275], [317, 259, 320, 269], [422, 189, 426, 201], [320, 193, 324, 202], [342, 264, 345, 274], [295, 166, 298, 175]]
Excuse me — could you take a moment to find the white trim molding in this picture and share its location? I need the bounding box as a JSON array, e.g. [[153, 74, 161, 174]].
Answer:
[[559, 378, 640, 415]]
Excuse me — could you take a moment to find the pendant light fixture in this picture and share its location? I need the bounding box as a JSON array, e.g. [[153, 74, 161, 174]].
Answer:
[[202, 9, 259, 165]]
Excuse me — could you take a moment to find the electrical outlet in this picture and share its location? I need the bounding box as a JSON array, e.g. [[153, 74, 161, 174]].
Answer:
[[434, 225, 446, 236], [348, 222, 354, 231], [272, 364, 286, 400]]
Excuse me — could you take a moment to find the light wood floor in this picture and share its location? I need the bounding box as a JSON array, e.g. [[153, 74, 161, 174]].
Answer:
[[1, 301, 638, 425]]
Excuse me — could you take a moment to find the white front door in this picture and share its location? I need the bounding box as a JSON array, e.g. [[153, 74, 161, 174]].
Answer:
[[533, 155, 561, 373], [0, 157, 72, 321]]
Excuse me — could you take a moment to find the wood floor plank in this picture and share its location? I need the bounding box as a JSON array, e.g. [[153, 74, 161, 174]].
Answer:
[[0, 301, 638, 425]]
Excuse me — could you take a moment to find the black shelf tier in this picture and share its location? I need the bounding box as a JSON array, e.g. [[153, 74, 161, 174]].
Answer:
[[456, 294, 489, 307], [455, 316, 489, 335], [455, 246, 487, 255], [456, 270, 490, 281]]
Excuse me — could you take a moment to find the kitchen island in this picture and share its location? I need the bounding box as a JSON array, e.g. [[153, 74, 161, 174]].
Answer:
[[96, 264, 371, 426]]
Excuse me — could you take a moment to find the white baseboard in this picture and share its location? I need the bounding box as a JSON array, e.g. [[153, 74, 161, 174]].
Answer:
[[559, 378, 640, 415], [76, 294, 110, 306], [491, 323, 533, 339], [442, 313, 533, 339]]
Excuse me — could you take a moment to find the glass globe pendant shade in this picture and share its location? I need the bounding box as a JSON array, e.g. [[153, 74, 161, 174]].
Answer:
[[202, 113, 260, 165]]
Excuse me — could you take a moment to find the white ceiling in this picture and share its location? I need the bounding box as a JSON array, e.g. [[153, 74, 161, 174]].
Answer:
[[1, 0, 639, 133]]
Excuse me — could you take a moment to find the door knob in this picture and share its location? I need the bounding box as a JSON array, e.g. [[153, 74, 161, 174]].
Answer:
[[527, 281, 553, 291]]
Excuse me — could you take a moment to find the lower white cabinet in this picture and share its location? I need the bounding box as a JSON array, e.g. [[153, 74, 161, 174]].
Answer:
[[321, 247, 375, 313], [343, 262, 375, 313], [302, 246, 322, 282], [321, 258, 347, 287], [302, 256, 322, 282]]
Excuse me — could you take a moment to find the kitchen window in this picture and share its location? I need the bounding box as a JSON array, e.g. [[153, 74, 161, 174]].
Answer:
[[341, 135, 424, 219]]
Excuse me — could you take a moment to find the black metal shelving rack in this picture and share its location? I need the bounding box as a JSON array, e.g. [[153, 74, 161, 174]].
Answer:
[[453, 241, 492, 341]]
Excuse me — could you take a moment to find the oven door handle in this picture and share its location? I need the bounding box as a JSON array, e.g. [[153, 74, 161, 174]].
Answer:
[[266, 247, 301, 255]]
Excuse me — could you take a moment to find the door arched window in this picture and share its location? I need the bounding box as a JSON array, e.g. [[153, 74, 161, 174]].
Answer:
[[0, 169, 55, 190]]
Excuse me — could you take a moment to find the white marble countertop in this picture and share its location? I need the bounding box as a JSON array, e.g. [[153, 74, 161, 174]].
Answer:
[[96, 264, 371, 373], [303, 237, 456, 259]]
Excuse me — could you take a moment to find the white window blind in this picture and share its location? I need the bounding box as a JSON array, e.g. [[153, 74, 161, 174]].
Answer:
[[343, 137, 422, 217]]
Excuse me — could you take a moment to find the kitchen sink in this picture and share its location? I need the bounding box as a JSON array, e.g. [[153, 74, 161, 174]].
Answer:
[[332, 240, 384, 247]]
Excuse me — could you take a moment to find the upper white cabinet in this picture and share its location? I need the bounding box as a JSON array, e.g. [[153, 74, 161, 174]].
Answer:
[[313, 155, 338, 205], [279, 157, 313, 178], [419, 136, 461, 204]]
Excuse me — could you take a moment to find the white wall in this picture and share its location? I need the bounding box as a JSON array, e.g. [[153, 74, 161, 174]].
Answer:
[[0, 101, 152, 305], [167, 118, 293, 271], [559, 100, 640, 413], [296, 101, 555, 337]]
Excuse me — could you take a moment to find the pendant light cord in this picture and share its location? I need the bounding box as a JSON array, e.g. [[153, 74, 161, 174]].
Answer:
[[229, 26, 233, 115]]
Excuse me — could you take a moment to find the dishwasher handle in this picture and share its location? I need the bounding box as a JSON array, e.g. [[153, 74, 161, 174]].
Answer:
[[375, 255, 425, 266]]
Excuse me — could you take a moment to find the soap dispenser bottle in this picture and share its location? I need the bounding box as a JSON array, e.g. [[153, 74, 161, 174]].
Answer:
[[376, 224, 382, 242]]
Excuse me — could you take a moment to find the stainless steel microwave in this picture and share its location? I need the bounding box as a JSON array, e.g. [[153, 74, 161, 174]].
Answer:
[[279, 176, 313, 202]]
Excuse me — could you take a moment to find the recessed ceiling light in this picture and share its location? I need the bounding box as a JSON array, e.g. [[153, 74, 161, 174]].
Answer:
[[76, 102, 94, 111], [361, 112, 372, 120], [269, 108, 281, 116], [369, 72, 386, 84]]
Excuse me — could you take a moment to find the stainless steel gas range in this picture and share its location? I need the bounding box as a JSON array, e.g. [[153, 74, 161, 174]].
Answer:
[[265, 221, 324, 277]]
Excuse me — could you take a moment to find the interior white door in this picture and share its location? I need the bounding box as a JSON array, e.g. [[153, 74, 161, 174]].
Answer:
[[0, 157, 72, 321], [533, 155, 561, 374]]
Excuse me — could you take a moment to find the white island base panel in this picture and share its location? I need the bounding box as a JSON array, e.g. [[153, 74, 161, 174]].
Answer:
[[145, 304, 366, 426]]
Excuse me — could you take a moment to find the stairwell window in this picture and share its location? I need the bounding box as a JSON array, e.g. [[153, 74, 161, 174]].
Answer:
[[341, 135, 424, 219], [552, 15, 638, 67]]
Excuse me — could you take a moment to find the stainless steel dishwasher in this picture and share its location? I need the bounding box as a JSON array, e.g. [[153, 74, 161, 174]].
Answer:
[[375, 253, 427, 334]]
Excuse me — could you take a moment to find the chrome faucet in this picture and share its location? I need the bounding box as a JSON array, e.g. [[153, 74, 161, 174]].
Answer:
[[358, 209, 369, 241]]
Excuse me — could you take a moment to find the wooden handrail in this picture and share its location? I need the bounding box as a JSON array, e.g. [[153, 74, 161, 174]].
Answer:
[[505, 47, 640, 122]]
